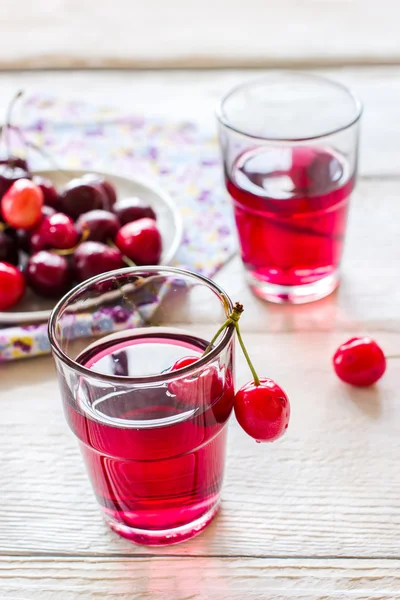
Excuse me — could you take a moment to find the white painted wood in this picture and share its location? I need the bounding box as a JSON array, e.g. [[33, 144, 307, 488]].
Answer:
[[1, 331, 400, 557], [0, 67, 399, 595], [1, 557, 400, 599], [0, 67, 398, 177], [1, 1, 400, 68]]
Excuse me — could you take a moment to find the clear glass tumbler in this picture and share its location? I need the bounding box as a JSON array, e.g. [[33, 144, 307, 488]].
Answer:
[[217, 72, 362, 304], [48, 267, 235, 545]]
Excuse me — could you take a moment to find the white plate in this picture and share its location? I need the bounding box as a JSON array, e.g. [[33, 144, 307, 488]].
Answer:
[[0, 169, 182, 325]]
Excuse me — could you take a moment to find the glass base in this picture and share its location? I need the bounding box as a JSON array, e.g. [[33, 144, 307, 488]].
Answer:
[[246, 269, 340, 304], [104, 501, 220, 546]]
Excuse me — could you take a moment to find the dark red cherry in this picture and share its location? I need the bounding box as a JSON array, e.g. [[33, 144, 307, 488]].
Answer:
[[73, 241, 124, 282], [32, 175, 59, 209], [26, 251, 71, 297], [58, 178, 109, 220], [0, 157, 29, 171], [113, 197, 156, 225], [80, 174, 117, 211], [0, 163, 30, 199], [101, 179, 117, 210], [75, 210, 120, 243], [16, 228, 31, 254], [0, 229, 19, 265]]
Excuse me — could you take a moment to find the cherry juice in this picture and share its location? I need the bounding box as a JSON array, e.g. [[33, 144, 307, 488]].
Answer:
[[226, 146, 355, 296], [61, 329, 234, 545]]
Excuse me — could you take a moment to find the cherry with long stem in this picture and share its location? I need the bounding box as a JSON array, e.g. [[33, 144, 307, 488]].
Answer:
[[1, 90, 24, 162], [203, 301, 260, 386]]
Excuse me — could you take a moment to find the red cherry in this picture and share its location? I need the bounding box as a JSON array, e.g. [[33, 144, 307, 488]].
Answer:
[[115, 218, 162, 265], [169, 356, 223, 404], [1, 179, 43, 230], [75, 209, 120, 243], [73, 241, 124, 282], [113, 197, 156, 225], [171, 356, 199, 371], [234, 378, 290, 443], [333, 337, 386, 387], [59, 177, 108, 220], [30, 213, 78, 252], [26, 251, 71, 297], [0, 262, 25, 310], [32, 176, 59, 209]]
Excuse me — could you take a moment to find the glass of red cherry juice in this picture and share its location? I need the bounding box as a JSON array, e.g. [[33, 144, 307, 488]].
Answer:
[[49, 267, 235, 546], [217, 72, 362, 304]]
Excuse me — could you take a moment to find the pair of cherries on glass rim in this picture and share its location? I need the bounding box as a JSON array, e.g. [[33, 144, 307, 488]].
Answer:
[[168, 303, 388, 443]]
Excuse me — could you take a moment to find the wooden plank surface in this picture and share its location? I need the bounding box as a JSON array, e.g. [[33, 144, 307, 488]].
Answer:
[[1, 1, 400, 69], [0, 67, 399, 597], [0, 67, 399, 177], [1, 332, 400, 557], [2, 557, 400, 599]]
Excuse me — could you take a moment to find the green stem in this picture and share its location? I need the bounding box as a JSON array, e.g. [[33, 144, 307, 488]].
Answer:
[[200, 301, 261, 385], [202, 302, 243, 356], [107, 239, 136, 268], [202, 317, 234, 356], [234, 321, 261, 386], [3, 91, 23, 159]]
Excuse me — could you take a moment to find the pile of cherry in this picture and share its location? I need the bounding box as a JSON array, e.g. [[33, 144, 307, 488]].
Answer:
[[0, 159, 162, 311]]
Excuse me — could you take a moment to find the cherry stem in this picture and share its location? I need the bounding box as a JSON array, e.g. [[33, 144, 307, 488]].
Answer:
[[2, 90, 23, 160], [9, 125, 71, 180], [202, 317, 234, 356], [202, 301, 261, 387], [107, 239, 136, 268], [234, 321, 261, 387], [385, 354, 400, 360]]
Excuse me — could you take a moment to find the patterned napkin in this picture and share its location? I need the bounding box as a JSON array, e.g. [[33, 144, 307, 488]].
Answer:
[[0, 96, 237, 361]]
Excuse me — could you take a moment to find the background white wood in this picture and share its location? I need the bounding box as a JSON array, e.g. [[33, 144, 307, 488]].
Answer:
[[1, 333, 400, 557], [2, 557, 400, 599], [0, 67, 399, 177], [0, 67, 399, 597], [1, 1, 400, 68]]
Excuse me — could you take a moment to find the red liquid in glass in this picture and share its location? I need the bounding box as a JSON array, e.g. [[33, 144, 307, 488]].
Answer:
[[62, 330, 234, 544], [226, 146, 355, 288]]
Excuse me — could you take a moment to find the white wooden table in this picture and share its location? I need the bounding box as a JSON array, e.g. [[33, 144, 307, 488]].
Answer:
[[1, 68, 400, 598]]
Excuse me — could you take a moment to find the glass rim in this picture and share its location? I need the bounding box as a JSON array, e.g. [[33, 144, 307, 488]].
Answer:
[[48, 266, 235, 385], [215, 71, 363, 142]]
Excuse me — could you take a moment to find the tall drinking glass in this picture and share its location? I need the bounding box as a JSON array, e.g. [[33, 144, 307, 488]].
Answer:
[[217, 72, 362, 304], [49, 267, 235, 545]]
